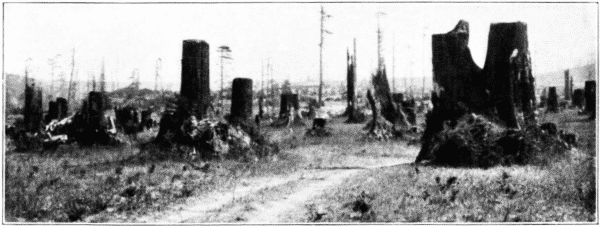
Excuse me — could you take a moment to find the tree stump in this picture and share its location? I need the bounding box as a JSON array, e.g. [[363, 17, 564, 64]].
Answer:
[[564, 70, 571, 100], [573, 88, 585, 108], [345, 42, 363, 123], [546, 87, 559, 113], [585, 80, 596, 119], [24, 82, 43, 132], [56, 97, 68, 120], [46, 100, 58, 123], [229, 78, 253, 124], [484, 22, 529, 128], [180, 39, 210, 119], [372, 69, 409, 127]]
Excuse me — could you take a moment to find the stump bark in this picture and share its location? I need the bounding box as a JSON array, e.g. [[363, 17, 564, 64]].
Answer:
[[180, 39, 210, 119], [229, 78, 253, 124], [484, 22, 530, 128], [372, 68, 409, 127], [585, 80, 596, 119]]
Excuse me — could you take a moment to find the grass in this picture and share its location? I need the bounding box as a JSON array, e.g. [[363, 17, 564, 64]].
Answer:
[[302, 109, 596, 223]]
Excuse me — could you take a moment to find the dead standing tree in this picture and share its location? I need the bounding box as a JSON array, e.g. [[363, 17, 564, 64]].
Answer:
[[417, 20, 536, 163], [344, 39, 365, 123], [371, 68, 410, 129]]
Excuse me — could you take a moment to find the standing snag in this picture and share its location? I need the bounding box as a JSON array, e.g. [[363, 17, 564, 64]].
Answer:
[[546, 87, 559, 113], [180, 39, 211, 120], [585, 80, 596, 119]]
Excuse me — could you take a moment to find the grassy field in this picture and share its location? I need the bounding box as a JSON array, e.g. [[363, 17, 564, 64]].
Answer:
[[3, 106, 595, 223], [300, 109, 596, 223]]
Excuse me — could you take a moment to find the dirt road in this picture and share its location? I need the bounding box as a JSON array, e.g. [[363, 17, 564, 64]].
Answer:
[[133, 157, 414, 223]]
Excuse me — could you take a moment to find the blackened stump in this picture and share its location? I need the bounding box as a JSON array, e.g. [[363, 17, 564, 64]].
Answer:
[[585, 80, 596, 119], [547, 87, 559, 113], [573, 88, 585, 108], [230, 78, 253, 123], [180, 40, 210, 119]]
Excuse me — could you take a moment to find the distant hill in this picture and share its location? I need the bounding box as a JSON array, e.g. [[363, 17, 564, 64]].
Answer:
[[536, 63, 597, 93]]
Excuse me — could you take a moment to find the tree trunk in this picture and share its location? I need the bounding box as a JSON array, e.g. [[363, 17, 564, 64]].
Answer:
[[56, 97, 68, 120], [366, 90, 378, 133], [372, 68, 409, 128], [180, 39, 210, 119], [230, 78, 253, 123], [585, 80, 596, 119], [547, 86, 559, 113], [484, 22, 529, 129], [24, 82, 44, 132], [564, 70, 571, 100], [573, 88, 585, 108]]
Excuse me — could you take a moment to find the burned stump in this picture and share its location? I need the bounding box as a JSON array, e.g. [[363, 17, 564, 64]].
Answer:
[[229, 78, 253, 124], [546, 87, 559, 113], [573, 88, 585, 109], [180, 39, 210, 119], [272, 93, 303, 127], [418, 20, 544, 166], [585, 80, 596, 119]]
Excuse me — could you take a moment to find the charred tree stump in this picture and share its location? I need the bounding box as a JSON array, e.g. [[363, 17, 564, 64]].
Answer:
[[573, 88, 585, 109], [585, 80, 596, 119], [546, 87, 559, 113], [418, 21, 484, 162], [258, 93, 264, 119], [229, 78, 253, 124], [56, 97, 68, 120], [511, 46, 536, 125], [46, 101, 58, 123], [180, 39, 210, 119], [24, 82, 43, 132], [274, 93, 302, 127], [484, 22, 530, 129], [372, 69, 409, 128]]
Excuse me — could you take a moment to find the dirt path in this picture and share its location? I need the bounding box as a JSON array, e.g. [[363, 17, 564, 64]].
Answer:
[[133, 157, 413, 223]]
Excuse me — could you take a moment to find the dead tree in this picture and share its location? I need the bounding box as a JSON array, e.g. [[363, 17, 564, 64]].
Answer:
[[573, 88, 585, 108], [345, 40, 363, 123], [564, 70, 571, 100], [585, 80, 596, 119], [372, 68, 409, 128], [546, 87, 559, 113], [366, 90, 378, 133], [229, 78, 253, 124], [180, 39, 210, 119]]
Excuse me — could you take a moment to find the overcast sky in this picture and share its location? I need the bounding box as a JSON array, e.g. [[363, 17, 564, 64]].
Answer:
[[4, 3, 598, 91]]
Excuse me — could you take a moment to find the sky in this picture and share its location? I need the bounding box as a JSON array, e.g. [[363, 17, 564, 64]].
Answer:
[[3, 2, 598, 91]]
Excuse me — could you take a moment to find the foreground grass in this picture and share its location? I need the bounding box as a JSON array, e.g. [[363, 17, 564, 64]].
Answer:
[[307, 161, 594, 222], [4, 113, 417, 222], [304, 110, 596, 223]]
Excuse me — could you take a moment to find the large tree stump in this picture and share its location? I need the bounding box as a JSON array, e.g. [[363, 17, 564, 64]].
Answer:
[[278, 93, 299, 119], [546, 87, 559, 113], [573, 88, 585, 109], [585, 80, 596, 119], [229, 78, 253, 124], [180, 39, 210, 119], [417, 20, 535, 164], [484, 22, 529, 129], [24, 82, 43, 132]]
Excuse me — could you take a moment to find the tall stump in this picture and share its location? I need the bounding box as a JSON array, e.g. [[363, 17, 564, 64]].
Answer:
[[564, 70, 571, 100], [24, 83, 43, 132], [56, 97, 68, 119], [547, 87, 559, 113], [484, 22, 530, 128], [180, 39, 210, 119], [585, 80, 596, 119], [230, 78, 253, 123]]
